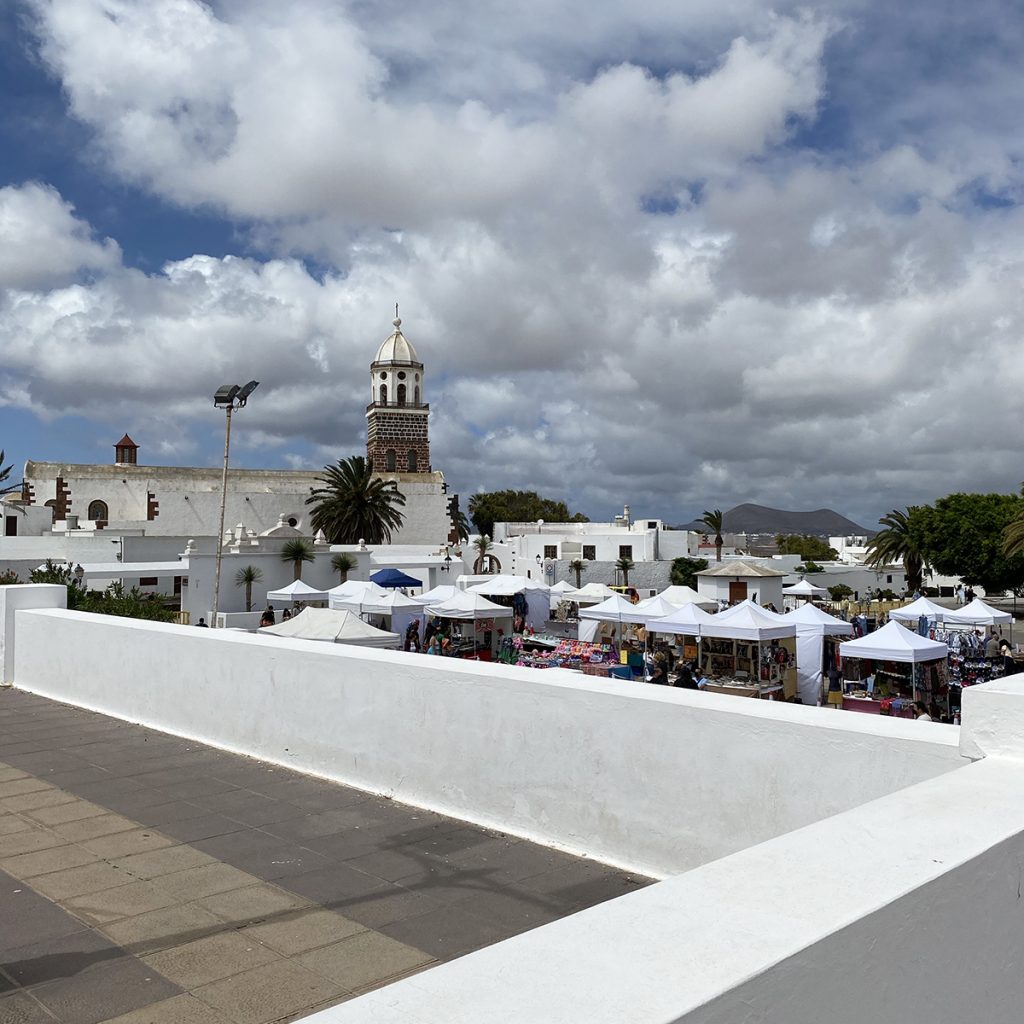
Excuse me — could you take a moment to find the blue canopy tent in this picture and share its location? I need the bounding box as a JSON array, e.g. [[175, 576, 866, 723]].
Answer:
[[370, 568, 423, 589]]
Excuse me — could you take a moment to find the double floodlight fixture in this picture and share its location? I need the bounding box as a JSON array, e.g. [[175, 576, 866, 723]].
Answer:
[[213, 380, 260, 409]]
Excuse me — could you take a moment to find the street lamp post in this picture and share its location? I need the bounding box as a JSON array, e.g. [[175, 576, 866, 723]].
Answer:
[[211, 381, 259, 628]]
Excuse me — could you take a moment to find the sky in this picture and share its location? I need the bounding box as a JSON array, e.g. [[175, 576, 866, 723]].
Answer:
[[2, 0, 1023, 529]]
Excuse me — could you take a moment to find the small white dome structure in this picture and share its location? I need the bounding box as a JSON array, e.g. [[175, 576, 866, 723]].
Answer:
[[374, 318, 421, 366]]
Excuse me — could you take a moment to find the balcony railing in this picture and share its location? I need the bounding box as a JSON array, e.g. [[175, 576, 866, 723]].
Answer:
[[366, 401, 429, 411]]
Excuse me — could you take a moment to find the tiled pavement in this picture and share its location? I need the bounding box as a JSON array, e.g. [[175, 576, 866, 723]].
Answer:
[[0, 690, 651, 1023]]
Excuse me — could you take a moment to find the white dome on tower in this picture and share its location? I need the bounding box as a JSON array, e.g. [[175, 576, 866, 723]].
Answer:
[[374, 318, 421, 365]]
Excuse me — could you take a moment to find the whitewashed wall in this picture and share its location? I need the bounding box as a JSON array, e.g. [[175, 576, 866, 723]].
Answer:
[[9, 600, 964, 877], [304, 756, 1024, 1024]]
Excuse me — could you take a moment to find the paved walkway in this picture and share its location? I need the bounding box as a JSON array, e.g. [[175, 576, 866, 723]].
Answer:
[[0, 690, 650, 1023]]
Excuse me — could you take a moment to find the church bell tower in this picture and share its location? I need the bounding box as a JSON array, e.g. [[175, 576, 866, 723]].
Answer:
[[366, 313, 431, 474]]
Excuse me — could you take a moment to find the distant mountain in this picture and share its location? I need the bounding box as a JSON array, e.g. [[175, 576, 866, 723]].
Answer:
[[675, 503, 874, 538]]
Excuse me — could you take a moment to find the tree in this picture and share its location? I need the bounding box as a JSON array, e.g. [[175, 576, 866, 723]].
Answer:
[[452, 507, 471, 544], [306, 455, 406, 544], [794, 561, 825, 574], [669, 557, 708, 589], [568, 559, 586, 587], [0, 450, 21, 497], [472, 535, 500, 574], [330, 553, 357, 583], [467, 490, 588, 539], [775, 534, 839, 561], [27, 561, 172, 621], [701, 509, 724, 562], [281, 539, 315, 580], [865, 507, 929, 593], [917, 492, 1024, 594], [234, 565, 263, 612], [827, 584, 854, 601], [615, 556, 634, 586]]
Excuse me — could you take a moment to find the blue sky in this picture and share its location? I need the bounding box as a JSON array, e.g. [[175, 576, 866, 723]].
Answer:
[[2, 0, 1023, 526]]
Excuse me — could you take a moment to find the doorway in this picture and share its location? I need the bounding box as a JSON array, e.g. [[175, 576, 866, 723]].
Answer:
[[728, 581, 747, 603]]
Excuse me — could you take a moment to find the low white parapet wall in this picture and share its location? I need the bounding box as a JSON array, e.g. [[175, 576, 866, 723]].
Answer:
[[0, 584, 66, 685], [9, 600, 965, 877], [305, 755, 1024, 1024]]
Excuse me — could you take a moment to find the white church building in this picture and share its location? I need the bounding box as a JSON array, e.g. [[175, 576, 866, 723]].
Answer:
[[6, 317, 458, 550]]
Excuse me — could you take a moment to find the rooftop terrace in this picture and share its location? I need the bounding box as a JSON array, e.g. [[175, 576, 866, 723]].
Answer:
[[0, 690, 647, 1023]]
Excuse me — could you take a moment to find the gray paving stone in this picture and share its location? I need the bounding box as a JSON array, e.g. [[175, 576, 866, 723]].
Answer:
[[280, 863, 390, 909], [99, 992, 234, 1024], [142, 930, 282, 989], [195, 884, 312, 927], [191, 959, 346, 1024], [0, 926, 127, 987], [295, 931, 433, 993], [378, 901, 513, 960], [1, 844, 99, 879], [157, 814, 247, 844], [0, 990, 57, 1024], [239, 908, 365, 956], [0, 887, 90, 953], [31, 950, 182, 1024]]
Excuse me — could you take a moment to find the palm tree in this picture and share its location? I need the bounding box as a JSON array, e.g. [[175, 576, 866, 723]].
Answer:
[[234, 565, 263, 612], [472, 535, 500, 574], [0, 450, 21, 498], [568, 558, 586, 588], [453, 507, 471, 543], [615, 556, 634, 586], [701, 509, 724, 562], [1004, 513, 1024, 557], [865, 508, 927, 593], [330, 552, 357, 583], [281, 539, 315, 580], [306, 455, 406, 544]]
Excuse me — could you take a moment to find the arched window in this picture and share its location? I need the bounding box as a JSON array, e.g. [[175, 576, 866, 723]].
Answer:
[[385, 449, 397, 472], [414, 386, 420, 405], [88, 500, 108, 522], [44, 499, 57, 524], [379, 383, 388, 405], [397, 383, 407, 407], [407, 450, 418, 472]]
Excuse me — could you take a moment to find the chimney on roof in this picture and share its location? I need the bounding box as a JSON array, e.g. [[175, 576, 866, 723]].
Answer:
[[114, 434, 138, 465]]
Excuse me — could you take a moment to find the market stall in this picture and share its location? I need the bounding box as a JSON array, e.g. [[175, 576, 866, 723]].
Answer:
[[782, 579, 828, 608], [577, 593, 641, 644], [782, 603, 853, 706], [838, 621, 948, 718], [334, 589, 423, 638], [424, 591, 514, 659], [646, 602, 717, 669], [888, 596, 951, 623], [326, 579, 389, 609], [697, 600, 798, 699], [266, 579, 330, 605], [259, 608, 400, 648], [369, 568, 422, 590], [656, 586, 718, 610], [467, 574, 549, 632]]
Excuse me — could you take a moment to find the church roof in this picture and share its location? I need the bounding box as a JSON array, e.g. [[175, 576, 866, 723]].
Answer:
[[373, 318, 421, 365], [114, 434, 138, 448]]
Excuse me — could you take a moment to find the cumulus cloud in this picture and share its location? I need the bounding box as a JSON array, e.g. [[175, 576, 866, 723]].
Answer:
[[0, 182, 120, 289], [4, 0, 1024, 526]]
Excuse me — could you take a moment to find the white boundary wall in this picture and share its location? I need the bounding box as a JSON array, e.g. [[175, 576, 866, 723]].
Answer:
[[9, 602, 964, 877]]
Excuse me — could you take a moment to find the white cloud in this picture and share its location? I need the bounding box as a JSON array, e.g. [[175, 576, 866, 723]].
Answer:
[[0, 182, 121, 289], [6, 1, 1024, 527]]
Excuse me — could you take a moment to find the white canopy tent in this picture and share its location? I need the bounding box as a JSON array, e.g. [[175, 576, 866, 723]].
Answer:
[[656, 585, 717, 609], [411, 584, 460, 606], [327, 580, 390, 615], [703, 600, 796, 641], [425, 592, 514, 620], [943, 598, 1014, 625], [259, 608, 400, 648], [888, 597, 950, 622], [333, 590, 424, 639], [839, 621, 948, 664], [645, 602, 717, 634], [549, 581, 579, 596], [467, 574, 548, 630], [571, 583, 618, 605], [266, 579, 329, 603], [467, 575, 531, 596], [620, 595, 679, 625], [783, 604, 854, 706], [577, 593, 639, 642], [783, 579, 828, 598]]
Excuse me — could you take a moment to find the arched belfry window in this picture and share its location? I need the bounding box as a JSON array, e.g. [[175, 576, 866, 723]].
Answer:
[[414, 386, 420, 405], [88, 500, 108, 522], [385, 449, 397, 472], [407, 450, 418, 472], [379, 383, 388, 405], [397, 383, 407, 407]]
